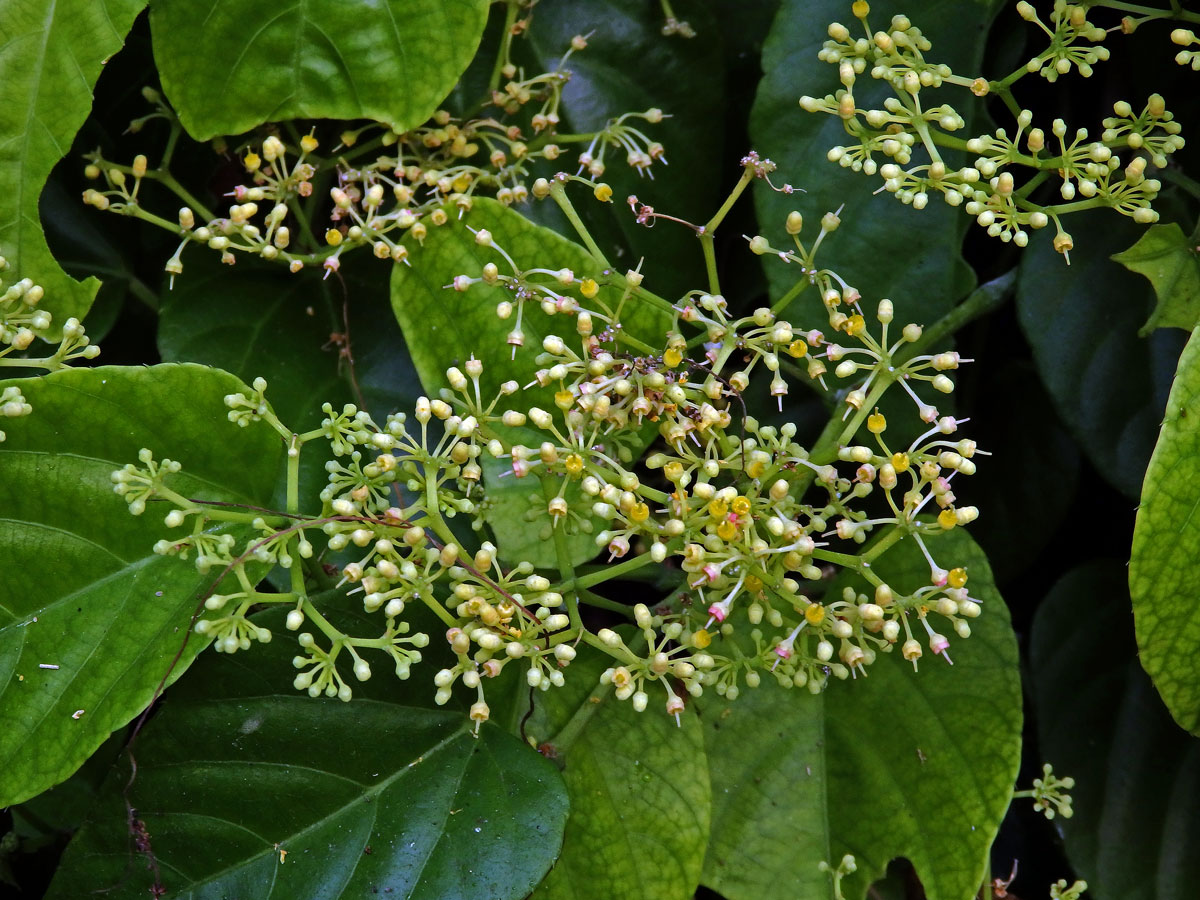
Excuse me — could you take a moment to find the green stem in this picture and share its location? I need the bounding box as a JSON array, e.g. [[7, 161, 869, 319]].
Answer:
[[423, 467, 459, 547], [548, 675, 612, 751], [696, 165, 756, 295], [860, 524, 907, 565], [570, 549, 659, 591], [155, 171, 216, 222], [1013, 168, 1051, 200], [418, 585, 459, 628], [704, 164, 755, 234], [811, 547, 869, 569], [895, 271, 1015, 365], [772, 273, 813, 315], [547, 631, 647, 752], [577, 588, 637, 618], [701, 236, 720, 295], [1098, 0, 1200, 23], [548, 182, 611, 268], [486, 1, 521, 96], [545, 478, 582, 633], [1160, 166, 1200, 203]]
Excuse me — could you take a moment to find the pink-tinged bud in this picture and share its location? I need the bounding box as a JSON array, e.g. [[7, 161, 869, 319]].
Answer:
[[774, 643, 793, 660], [707, 603, 728, 623], [702, 563, 721, 583]]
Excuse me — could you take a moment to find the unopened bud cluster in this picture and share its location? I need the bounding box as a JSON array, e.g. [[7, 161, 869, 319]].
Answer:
[[799, 2, 1186, 257], [0, 256, 101, 411]]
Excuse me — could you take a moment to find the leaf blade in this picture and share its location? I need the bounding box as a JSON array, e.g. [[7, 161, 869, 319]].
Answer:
[[525, 645, 711, 900], [1111, 223, 1200, 335], [0, 0, 147, 337], [0, 363, 284, 805], [1130, 324, 1200, 733], [1032, 561, 1200, 900], [149, 0, 489, 139], [46, 643, 568, 899]]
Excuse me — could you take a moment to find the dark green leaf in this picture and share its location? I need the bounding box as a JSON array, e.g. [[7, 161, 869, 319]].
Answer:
[[46, 611, 568, 900], [1031, 561, 1200, 900], [751, 0, 1000, 320], [525, 643, 711, 900], [149, 0, 490, 140], [1130, 325, 1200, 734], [0, 0, 147, 338], [158, 254, 347, 433], [1111, 223, 1200, 335], [699, 528, 1021, 900], [0, 364, 284, 805], [1017, 209, 1186, 498]]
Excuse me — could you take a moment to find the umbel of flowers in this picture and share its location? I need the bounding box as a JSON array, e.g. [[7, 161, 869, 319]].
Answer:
[[111, 149, 985, 730]]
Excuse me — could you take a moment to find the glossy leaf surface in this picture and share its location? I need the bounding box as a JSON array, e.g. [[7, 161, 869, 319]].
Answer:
[[150, 0, 490, 140], [520, 0, 723, 301], [46, 608, 568, 899], [390, 198, 669, 566], [751, 0, 1000, 320], [525, 646, 711, 900], [0, 364, 283, 805], [1111, 223, 1200, 335], [157, 253, 423, 512], [0, 0, 146, 337], [1018, 210, 1185, 498]]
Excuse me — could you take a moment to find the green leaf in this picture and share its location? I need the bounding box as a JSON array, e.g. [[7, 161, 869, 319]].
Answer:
[[46, 608, 568, 900], [0, 364, 284, 805], [0, 0, 147, 338], [1017, 209, 1186, 499], [750, 0, 1000, 320], [525, 644, 711, 900], [391, 198, 669, 566], [699, 528, 1021, 900], [1111, 223, 1200, 335], [1130, 325, 1200, 734], [1031, 561, 1200, 900], [149, 0, 489, 140]]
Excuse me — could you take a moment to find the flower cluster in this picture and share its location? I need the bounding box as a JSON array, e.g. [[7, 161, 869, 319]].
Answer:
[[112, 156, 987, 727], [79, 35, 667, 283], [799, 1, 1187, 257], [0, 255, 101, 436], [1173, 27, 1200, 69], [1018, 762, 1076, 820], [0, 257, 100, 374]]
